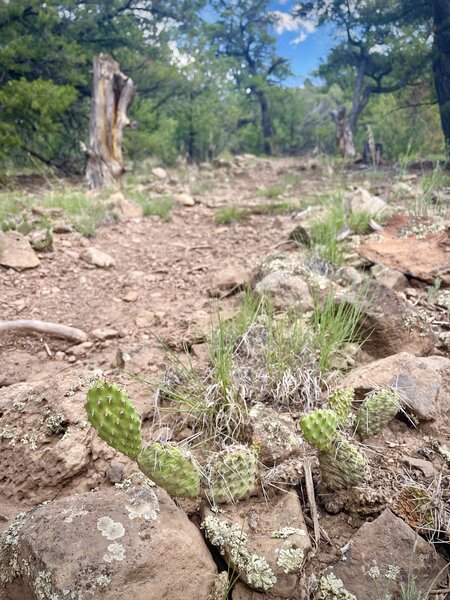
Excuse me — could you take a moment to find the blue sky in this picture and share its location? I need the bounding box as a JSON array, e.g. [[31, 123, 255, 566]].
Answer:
[[269, 1, 336, 85]]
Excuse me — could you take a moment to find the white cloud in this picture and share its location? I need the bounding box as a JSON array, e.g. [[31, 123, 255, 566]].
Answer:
[[272, 11, 316, 44]]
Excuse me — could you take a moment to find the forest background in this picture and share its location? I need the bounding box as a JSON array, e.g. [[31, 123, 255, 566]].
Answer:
[[0, 0, 449, 177]]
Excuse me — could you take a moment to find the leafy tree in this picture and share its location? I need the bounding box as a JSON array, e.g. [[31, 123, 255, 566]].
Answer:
[[209, 0, 290, 155], [294, 0, 431, 157]]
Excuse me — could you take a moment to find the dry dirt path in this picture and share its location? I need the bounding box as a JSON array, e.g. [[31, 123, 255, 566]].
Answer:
[[0, 157, 331, 388]]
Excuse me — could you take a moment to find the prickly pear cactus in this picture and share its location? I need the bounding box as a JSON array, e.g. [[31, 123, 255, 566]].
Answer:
[[85, 380, 142, 458], [356, 388, 401, 438], [299, 409, 339, 451], [138, 442, 201, 498], [206, 445, 258, 504], [318, 436, 366, 490], [327, 387, 354, 426]]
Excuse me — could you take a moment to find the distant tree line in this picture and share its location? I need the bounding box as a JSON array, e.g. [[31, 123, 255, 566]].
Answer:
[[0, 0, 448, 175]]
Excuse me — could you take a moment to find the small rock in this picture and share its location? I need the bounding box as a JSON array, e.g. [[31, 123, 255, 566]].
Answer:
[[208, 264, 251, 297], [135, 310, 154, 328], [54, 351, 66, 361], [255, 271, 313, 312], [329, 509, 447, 600], [402, 456, 436, 479], [152, 166, 168, 180], [106, 460, 125, 483], [0, 231, 40, 271], [27, 228, 53, 251], [175, 193, 195, 207], [92, 328, 120, 340], [122, 290, 138, 303], [109, 193, 144, 220], [80, 247, 115, 268], [371, 264, 409, 291], [346, 187, 386, 215], [68, 341, 94, 358]]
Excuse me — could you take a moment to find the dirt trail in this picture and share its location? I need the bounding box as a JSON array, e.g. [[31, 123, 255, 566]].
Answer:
[[0, 157, 331, 386]]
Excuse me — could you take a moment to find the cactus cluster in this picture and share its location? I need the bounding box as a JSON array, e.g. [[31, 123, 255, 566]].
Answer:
[[298, 386, 403, 490], [85, 381, 257, 503]]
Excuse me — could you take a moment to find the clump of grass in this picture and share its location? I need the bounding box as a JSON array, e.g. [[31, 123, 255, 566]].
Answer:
[[254, 201, 302, 215], [311, 287, 367, 372], [256, 185, 284, 198], [281, 173, 300, 187], [348, 210, 374, 234], [132, 192, 174, 220], [0, 186, 113, 237], [215, 206, 248, 225], [310, 197, 346, 267]]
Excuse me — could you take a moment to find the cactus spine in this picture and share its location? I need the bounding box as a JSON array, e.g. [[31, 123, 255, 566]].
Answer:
[[326, 387, 354, 426], [318, 436, 366, 490]]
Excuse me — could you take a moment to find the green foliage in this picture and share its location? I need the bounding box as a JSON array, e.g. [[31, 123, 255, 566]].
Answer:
[[310, 194, 346, 266], [215, 206, 248, 224], [131, 192, 174, 220], [311, 288, 366, 373], [85, 381, 142, 459], [138, 442, 201, 498]]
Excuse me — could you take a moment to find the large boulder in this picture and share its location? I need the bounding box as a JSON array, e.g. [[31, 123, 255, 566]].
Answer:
[[0, 370, 130, 526], [325, 509, 447, 600], [341, 351, 450, 423], [0, 231, 40, 271], [342, 281, 437, 359], [0, 480, 218, 600], [202, 491, 311, 598]]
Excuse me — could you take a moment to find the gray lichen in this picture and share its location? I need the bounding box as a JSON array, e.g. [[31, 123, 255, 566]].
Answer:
[[0, 511, 27, 584], [34, 570, 60, 600], [276, 547, 304, 574], [316, 572, 357, 600], [96, 516, 125, 540], [271, 526, 307, 539], [202, 515, 277, 591]]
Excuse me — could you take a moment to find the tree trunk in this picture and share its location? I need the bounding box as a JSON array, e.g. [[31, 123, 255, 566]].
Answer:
[[85, 54, 136, 189], [255, 89, 275, 155], [332, 107, 356, 158], [432, 0, 450, 160]]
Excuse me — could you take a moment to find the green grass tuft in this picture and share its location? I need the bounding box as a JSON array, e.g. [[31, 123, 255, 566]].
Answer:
[[215, 206, 248, 225]]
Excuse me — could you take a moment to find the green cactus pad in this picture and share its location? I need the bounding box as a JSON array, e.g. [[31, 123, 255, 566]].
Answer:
[[299, 409, 339, 451], [327, 387, 354, 426], [206, 445, 258, 504], [318, 436, 366, 490], [85, 380, 142, 458], [138, 442, 201, 498], [356, 388, 401, 438]]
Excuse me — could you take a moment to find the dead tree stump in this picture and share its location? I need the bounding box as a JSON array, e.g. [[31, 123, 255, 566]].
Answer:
[[85, 54, 136, 189]]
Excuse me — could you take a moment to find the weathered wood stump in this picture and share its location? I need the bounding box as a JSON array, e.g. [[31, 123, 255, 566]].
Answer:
[[331, 106, 356, 158], [85, 54, 136, 189]]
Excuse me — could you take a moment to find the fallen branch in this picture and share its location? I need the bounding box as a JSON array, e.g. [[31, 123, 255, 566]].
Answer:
[[0, 320, 88, 343]]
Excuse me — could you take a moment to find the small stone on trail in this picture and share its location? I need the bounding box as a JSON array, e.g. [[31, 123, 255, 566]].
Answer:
[[175, 192, 195, 206], [106, 460, 125, 483], [346, 187, 386, 215], [122, 290, 139, 303], [152, 166, 168, 180], [0, 231, 40, 271], [92, 328, 120, 340], [80, 247, 115, 268]]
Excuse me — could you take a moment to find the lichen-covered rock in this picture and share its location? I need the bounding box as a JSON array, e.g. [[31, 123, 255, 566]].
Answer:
[[246, 404, 302, 466], [329, 509, 447, 600], [0, 371, 120, 527], [0, 478, 217, 600], [201, 491, 311, 598]]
